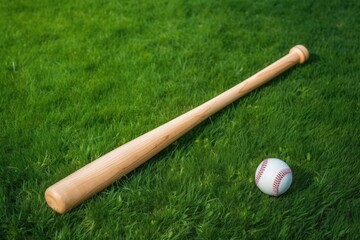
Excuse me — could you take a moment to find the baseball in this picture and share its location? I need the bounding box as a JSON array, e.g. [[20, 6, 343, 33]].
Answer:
[[255, 158, 293, 196]]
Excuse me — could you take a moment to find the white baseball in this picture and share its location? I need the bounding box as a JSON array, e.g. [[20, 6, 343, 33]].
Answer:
[[255, 158, 293, 196]]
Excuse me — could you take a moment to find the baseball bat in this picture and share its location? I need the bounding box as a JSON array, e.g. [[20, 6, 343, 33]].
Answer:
[[45, 45, 309, 213]]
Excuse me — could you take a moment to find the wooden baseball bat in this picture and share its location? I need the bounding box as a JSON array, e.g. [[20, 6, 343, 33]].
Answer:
[[45, 45, 309, 213]]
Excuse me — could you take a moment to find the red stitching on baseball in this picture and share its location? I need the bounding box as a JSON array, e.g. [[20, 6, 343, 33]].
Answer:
[[255, 159, 268, 185], [272, 168, 292, 196]]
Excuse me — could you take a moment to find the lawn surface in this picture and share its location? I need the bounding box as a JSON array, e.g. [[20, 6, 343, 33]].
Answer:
[[1, 0, 359, 239]]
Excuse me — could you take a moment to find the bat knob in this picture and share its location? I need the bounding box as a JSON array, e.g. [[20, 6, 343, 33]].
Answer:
[[290, 45, 309, 64]]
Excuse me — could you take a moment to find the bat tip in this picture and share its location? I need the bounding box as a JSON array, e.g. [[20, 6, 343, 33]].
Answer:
[[45, 187, 67, 214], [290, 45, 309, 64]]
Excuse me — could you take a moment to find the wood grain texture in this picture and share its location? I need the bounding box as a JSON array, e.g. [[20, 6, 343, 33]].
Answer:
[[45, 45, 309, 214]]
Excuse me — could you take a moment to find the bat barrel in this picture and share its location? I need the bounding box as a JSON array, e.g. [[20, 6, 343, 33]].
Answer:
[[45, 45, 309, 213]]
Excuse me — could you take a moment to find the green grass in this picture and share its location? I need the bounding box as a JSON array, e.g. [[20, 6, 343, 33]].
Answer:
[[1, 0, 359, 239]]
